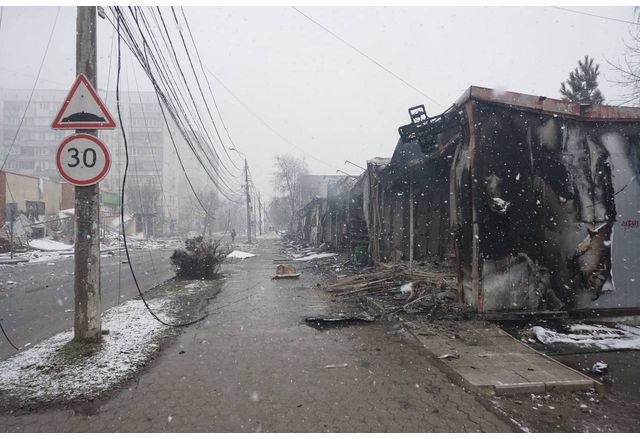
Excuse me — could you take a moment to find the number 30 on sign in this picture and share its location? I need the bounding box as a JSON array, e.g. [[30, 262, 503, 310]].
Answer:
[[56, 133, 111, 186]]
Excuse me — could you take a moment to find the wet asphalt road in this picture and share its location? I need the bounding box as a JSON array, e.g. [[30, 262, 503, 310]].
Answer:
[[0, 248, 175, 360]]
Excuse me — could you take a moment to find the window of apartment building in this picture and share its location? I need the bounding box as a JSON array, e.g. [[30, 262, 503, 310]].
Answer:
[[3, 130, 15, 143], [4, 101, 22, 115]]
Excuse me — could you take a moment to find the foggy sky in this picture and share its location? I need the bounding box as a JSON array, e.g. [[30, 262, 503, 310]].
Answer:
[[0, 6, 636, 201]]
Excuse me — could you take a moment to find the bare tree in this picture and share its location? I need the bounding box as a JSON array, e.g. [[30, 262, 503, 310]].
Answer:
[[126, 183, 162, 237], [267, 196, 291, 232], [272, 154, 308, 232], [607, 9, 640, 105], [201, 190, 219, 239]]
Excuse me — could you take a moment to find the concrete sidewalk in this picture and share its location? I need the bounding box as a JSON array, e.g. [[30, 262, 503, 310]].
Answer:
[[405, 320, 596, 395], [0, 238, 512, 433]]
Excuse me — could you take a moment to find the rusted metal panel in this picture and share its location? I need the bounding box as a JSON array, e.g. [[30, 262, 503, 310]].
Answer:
[[455, 99, 640, 313], [456, 85, 640, 121]]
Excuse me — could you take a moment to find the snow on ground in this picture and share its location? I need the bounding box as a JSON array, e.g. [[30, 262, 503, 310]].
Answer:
[[226, 250, 256, 259], [532, 323, 640, 351], [28, 238, 73, 252], [293, 252, 338, 261], [0, 298, 171, 406]]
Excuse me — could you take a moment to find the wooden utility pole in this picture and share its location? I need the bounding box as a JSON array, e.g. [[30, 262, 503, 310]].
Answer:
[[74, 6, 101, 341], [245, 158, 252, 244], [258, 192, 262, 235]]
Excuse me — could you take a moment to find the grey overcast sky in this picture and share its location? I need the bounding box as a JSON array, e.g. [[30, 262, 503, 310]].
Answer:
[[0, 6, 637, 199]]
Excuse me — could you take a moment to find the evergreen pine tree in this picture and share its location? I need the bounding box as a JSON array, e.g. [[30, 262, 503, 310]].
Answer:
[[560, 55, 605, 105]]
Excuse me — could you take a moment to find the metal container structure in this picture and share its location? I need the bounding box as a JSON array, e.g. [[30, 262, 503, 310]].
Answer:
[[450, 86, 640, 314]]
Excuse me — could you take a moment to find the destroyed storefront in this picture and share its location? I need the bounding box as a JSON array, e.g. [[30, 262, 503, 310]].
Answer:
[[364, 104, 459, 265], [327, 175, 369, 260], [448, 86, 640, 314], [298, 197, 329, 248]]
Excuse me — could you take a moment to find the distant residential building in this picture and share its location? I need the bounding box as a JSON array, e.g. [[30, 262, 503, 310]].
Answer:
[[0, 87, 219, 236]]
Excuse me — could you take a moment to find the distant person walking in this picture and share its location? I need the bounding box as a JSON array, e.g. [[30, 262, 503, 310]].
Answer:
[[230, 228, 237, 243]]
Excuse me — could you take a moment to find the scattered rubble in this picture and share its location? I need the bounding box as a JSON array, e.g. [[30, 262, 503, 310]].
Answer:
[[323, 261, 470, 320], [272, 264, 300, 280], [304, 311, 376, 330], [293, 252, 337, 262]]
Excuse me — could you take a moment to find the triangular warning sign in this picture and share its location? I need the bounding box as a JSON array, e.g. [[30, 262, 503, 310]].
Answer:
[[51, 74, 116, 130]]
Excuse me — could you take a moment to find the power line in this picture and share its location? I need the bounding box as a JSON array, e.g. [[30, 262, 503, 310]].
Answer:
[[153, 7, 242, 180], [109, 7, 240, 197], [115, 13, 208, 329], [171, 6, 243, 171], [291, 6, 442, 107], [179, 7, 241, 154], [108, 7, 243, 201], [202, 65, 338, 170], [551, 6, 637, 26], [0, 318, 18, 351]]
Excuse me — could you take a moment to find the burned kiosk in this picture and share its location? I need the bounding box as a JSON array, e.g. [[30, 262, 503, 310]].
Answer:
[[446, 86, 640, 315]]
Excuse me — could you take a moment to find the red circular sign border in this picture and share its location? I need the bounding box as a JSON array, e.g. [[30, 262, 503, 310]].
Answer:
[[56, 133, 111, 186]]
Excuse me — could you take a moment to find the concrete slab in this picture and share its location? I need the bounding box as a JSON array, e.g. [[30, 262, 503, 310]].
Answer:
[[406, 320, 595, 395]]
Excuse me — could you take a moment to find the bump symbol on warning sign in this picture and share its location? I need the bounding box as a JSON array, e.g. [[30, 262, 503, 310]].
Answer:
[[51, 74, 116, 130]]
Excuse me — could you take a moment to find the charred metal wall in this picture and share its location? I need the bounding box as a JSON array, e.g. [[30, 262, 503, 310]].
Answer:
[[452, 100, 640, 313], [364, 154, 452, 265]]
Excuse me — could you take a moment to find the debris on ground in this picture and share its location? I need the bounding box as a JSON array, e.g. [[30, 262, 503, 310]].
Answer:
[[272, 264, 300, 279], [292, 252, 338, 262], [226, 250, 257, 260], [590, 361, 608, 374], [322, 261, 470, 319], [324, 363, 348, 369], [438, 353, 460, 360], [529, 323, 640, 352], [272, 273, 301, 279], [325, 263, 455, 297], [304, 311, 376, 329], [28, 238, 73, 252]]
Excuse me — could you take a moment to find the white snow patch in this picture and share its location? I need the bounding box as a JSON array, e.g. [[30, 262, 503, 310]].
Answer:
[[0, 298, 171, 405], [532, 323, 640, 351], [293, 252, 337, 261], [28, 239, 73, 252], [226, 250, 256, 259]]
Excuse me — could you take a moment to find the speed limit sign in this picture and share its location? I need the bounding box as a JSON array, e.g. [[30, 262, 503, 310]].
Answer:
[[56, 133, 111, 186]]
